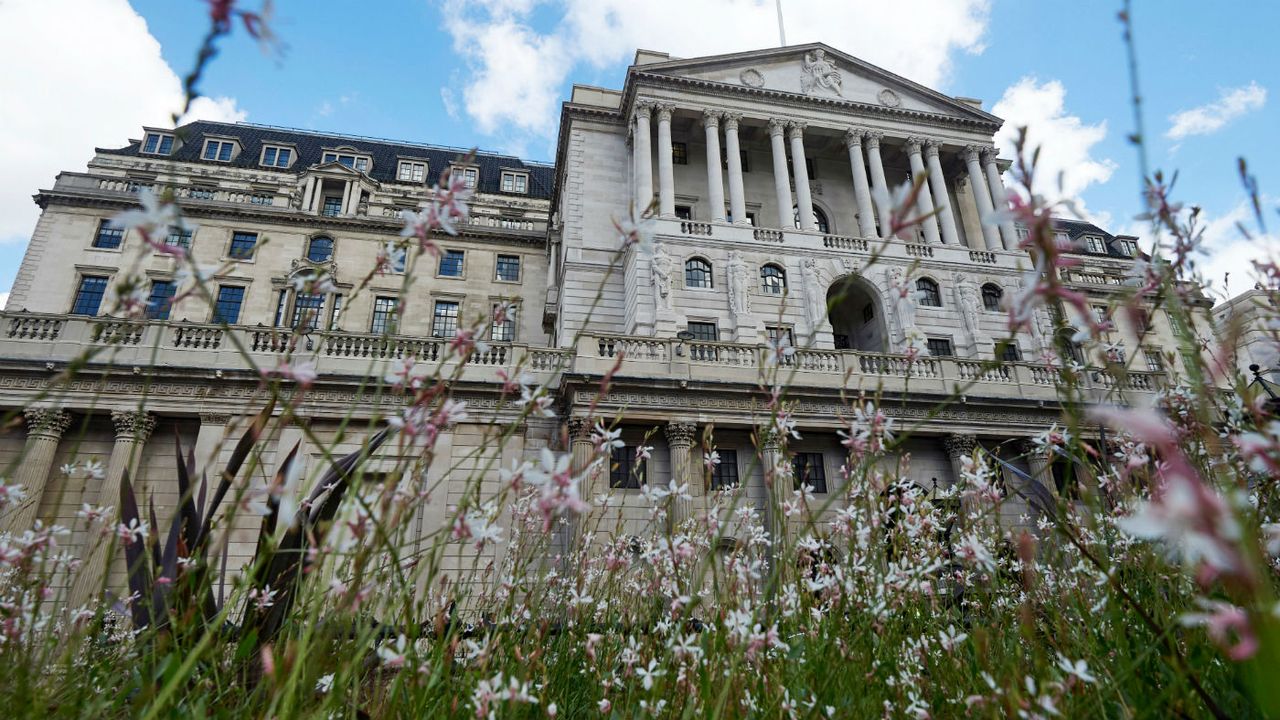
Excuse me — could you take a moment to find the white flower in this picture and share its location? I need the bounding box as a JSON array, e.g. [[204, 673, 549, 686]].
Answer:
[[636, 659, 664, 690], [315, 673, 334, 693], [111, 188, 183, 241], [764, 335, 796, 367], [1056, 655, 1096, 684], [377, 634, 408, 668]]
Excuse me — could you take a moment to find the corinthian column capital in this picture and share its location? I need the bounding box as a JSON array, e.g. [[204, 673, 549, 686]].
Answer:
[[863, 131, 884, 149], [843, 127, 865, 148], [721, 112, 742, 130], [701, 109, 721, 129], [963, 144, 984, 163], [786, 121, 807, 140], [922, 138, 941, 159], [567, 417, 593, 442], [767, 118, 788, 138], [111, 410, 156, 443], [24, 408, 72, 438], [943, 433, 978, 459], [664, 421, 697, 449], [654, 103, 675, 122], [904, 136, 925, 154], [979, 145, 999, 164], [633, 100, 653, 117]]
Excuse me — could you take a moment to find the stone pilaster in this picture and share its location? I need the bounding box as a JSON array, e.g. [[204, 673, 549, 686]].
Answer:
[[2, 408, 72, 533], [664, 421, 697, 531], [632, 102, 654, 212]]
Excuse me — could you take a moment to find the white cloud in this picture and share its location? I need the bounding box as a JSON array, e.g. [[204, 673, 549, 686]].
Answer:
[[0, 0, 246, 245], [1193, 200, 1280, 303], [441, 0, 991, 148], [992, 77, 1116, 220], [0, 292, 9, 311], [1166, 82, 1267, 141]]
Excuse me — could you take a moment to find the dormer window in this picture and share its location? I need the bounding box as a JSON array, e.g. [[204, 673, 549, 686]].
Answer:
[[142, 132, 175, 155], [202, 139, 236, 162], [1084, 235, 1107, 254], [397, 160, 427, 183], [260, 145, 293, 168], [501, 171, 528, 194], [450, 166, 478, 190], [322, 151, 370, 172], [1118, 238, 1137, 257]]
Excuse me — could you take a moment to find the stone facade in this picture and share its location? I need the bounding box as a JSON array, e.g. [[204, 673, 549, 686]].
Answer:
[[0, 43, 1214, 601]]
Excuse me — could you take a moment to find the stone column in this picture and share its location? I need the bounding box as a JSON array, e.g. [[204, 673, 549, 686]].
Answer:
[[923, 140, 960, 245], [339, 181, 352, 216], [193, 413, 230, 482], [1020, 438, 1055, 498], [768, 118, 793, 229], [302, 176, 318, 213], [655, 104, 677, 218], [566, 418, 596, 552], [632, 102, 654, 212], [964, 145, 1002, 251], [982, 147, 1018, 250], [664, 421, 697, 532], [844, 129, 877, 238], [722, 113, 748, 225], [788, 122, 816, 231], [702, 111, 727, 222], [944, 433, 978, 522], [69, 410, 156, 610], [2, 409, 72, 534], [864, 132, 889, 209], [758, 428, 789, 546], [905, 137, 941, 244]]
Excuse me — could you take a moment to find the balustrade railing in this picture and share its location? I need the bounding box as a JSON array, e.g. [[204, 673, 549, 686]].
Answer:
[[823, 234, 868, 252], [679, 221, 713, 237]]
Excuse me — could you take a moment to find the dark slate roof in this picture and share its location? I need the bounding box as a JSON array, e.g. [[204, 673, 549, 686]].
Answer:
[[99, 120, 555, 200], [1050, 217, 1142, 260]]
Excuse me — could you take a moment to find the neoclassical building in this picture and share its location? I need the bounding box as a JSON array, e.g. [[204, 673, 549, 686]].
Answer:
[[0, 43, 1206, 601]]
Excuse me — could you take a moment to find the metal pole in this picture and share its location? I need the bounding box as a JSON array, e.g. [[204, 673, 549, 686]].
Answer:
[[775, 0, 787, 46]]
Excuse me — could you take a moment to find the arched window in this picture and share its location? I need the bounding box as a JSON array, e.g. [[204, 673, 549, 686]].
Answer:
[[1056, 328, 1085, 364], [793, 205, 830, 234], [685, 257, 713, 289], [916, 277, 942, 307], [981, 283, 1003, 311], [761, 264, 786, 294], [307, 235, 334, 263]]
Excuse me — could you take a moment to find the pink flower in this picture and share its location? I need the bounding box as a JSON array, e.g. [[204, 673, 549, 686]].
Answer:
[[1181, 600, 1258, 661]]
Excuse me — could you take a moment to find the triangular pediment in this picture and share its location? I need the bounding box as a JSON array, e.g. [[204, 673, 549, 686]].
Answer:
[[637, 43, 999, 125]]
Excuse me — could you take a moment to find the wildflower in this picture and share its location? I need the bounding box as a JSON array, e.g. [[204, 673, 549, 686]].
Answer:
[[261, 359, 318, 388], [316, 673, 334, 693], [524, 448, 590, 530], [635, 445, 654, 462], [115, 518, 149, 546], [0, 479, 25, 509], [1180, 599, 1258, 661], [450, 327, 490, 357], [636, 659, 664, 690], [110, 188, 183, 248], [377, 634, 408, 668], [938, 625, 968, 652], [288, 269, 337, 295], [704, 450, 720, 470], [60, 462, 76, 476], [615, 207, 656, 255], [591, 422, 624, 456], [77, 504, 111, 525], [764, 334, 795, 367], [248, 585, 277, 611], [1056, 655, 1096, 684]]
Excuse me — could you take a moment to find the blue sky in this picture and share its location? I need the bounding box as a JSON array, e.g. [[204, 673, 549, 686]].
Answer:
[[1, 0, 1276, 303]]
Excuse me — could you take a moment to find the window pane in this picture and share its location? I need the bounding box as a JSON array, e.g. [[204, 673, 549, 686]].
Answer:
[[355, 158, 368, 172], [792, 453, 827, 493], [710, 449, 739, 490], [307, 236, 334, 262], [165, 227, 192, 248], [278, 149, 291, 166], [431, 301, 459, 338], [685, 258, 712, 288], [439, 250, 465, 277], [610, 445, 645, 489], [761, 265, 785, 294], [143, 135, 159, 153], [229, 232, 257, 259], [491, 304, 515, 342], [94, 221, 124, 249], [263, 147, 277, 166], [213, 286, 245, 324], [982, 284, 1002, 311], [371, 296, 398, 334], [496, 254, 520, 281], [203, 142, 218, 160], [292, 292, 324, 330], [916, 279, 941, 307], [322, 196, 343, 217], [687, 322, 718, 341], [158, 136, 174, 154], [217, 142, 233, 161], [926, 338, 953, 357], [146, 280, 176, 320], [71, 276, 108, 316]]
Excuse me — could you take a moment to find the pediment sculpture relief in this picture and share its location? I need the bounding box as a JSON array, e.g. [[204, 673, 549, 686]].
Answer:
[[800, 49, 843, 97]]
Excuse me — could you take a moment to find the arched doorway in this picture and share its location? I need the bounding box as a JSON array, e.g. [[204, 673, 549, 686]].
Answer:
[[827, 275, 886, 351]]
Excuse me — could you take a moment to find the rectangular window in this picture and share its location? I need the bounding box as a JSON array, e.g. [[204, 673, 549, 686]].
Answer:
[[228, 231, 257, 260], [675, 205, 693, 220], [500, 172, 528, 193], [142, 133, 174, 155], [1118, 239, 1137, 257], [1145, 350, 1164, 372], [370, 296, 398, 334], [329, 294, 343, 330], [397, 160, 426, 183], [213, 286, 245, 324], [926, 338, 954, 357], [261, 146, 292, 168], [322, 196, 343, 217], [438, 249, 465, 277], [431, 300, 459, 338], [292, 292, 324, 330], [166, 227, 193, 248], [792, 452, 827, 493], [495, 254, 521, 282], [1092, 305, 1110, 325], [462, 167, 479, 189], [687, 321, 718, 341], [323, 152, 369, 172], [71, 275, 108, 316], [93, 220, 124, 249], [710, 449, 740, 490], [202, 140, 235, 162], [671, 142, 688, 165], [1085, 235, 1107, 254], [765, 326, 794, 346], [1000, 343, 1022, 362], [145, 280, 176, 320], [274, 289, 288, 327], [491, 303, 515, 342], [609, 445, 645, 489]]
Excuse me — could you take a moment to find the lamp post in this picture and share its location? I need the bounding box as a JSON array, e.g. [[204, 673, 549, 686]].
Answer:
[[1249, 363, 1280, 413]]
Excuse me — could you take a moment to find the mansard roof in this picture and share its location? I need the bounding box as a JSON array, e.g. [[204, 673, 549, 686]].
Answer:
[[1048, 217, 1143, 260], [625, 42, 1004, 130], [98, 120, 556, 200]]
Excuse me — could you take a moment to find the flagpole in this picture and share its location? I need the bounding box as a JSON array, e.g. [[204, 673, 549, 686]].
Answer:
[[775, 0, 786, 46]]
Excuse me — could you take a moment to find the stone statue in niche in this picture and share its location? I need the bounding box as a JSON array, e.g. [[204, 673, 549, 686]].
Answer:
[[953, 273, 980, 346], [886, 266, 917, 342], [651, 242, 673, 313], [727, 251, 750, 315], [801, 258, 826, 330], [800, 49, 843, 97]]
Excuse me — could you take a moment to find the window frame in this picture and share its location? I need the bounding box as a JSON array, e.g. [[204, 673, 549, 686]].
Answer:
[[370, 295, 399, 335], [449, 165, 479, 190], [791, 452, 828, 493], [709, 449, 740, 490], [227, 231, 258, 260], [201, 139, 236, 162], [431, 299, 460, 338], [141, 132, 175, 156], [70, 275, 109, 316], [671, 142, 688, 165], [212, 285, 247, 325], [684, 257, 713, 289], [609, 445, 646, 489], [494, 254, 521, 283], [925, 337, 954, 357], [322, 151, 370, 172], [306, 235, 335, 263], [760, 264, 786, 295], [93, 220, 124, 250], [490, 302, 516, 342], [165, 227, 193, 249], [765, 325, 794, 347], [291, 292, 325, 331], [1084, 235, 1107, 254], [916, 277, 942, 307], [396, 159, 427, 183], [686, 321, 719, 342], [259, 145, 294, 168], [500, 171, 529, 194], [793, 205, 830, 234], [145, 279, 177, 320], [981, 283, 1003, 312], [999, 342, 1022, 362], [1144, 349, 1164, 372], [438, 249, 466, 278]]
